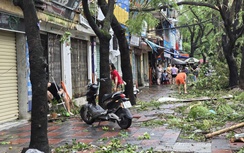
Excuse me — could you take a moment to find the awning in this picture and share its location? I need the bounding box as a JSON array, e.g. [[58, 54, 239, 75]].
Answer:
[[144, 39, 163, 53], [172, 58, 186, 65], [144, 39, 179, 56], [185, 57, 199, 63]]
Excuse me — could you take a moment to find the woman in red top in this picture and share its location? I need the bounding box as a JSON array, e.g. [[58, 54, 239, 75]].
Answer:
[[110, 63, 123, 91]]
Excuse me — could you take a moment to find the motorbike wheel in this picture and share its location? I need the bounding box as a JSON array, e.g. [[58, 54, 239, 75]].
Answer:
[[80, 106, 94, 125], [117, 113, 132, 129]]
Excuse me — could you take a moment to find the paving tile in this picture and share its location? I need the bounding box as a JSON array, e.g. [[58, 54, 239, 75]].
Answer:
[[161, 129, 181, 143], [76, 138, 93, 144], [49, 138, 63, 145], [173, 142, 211, 152], [48, 132, 60, 137], [16, 132, 30, 138], [154, 143, 175, 152], [48, 126, 61, 131], [141, 139, 161, 147], [10, 138, 30, 145], [212, 138, 230, 150], [100, 131, 119, 138], [137, 116, 157, 122], [229, 142, 244, 150], [71, 131, 90, 137], [212, 149, 232, 153]]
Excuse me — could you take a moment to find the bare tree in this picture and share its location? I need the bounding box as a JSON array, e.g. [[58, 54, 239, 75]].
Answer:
[[13, 0, 49, 152]]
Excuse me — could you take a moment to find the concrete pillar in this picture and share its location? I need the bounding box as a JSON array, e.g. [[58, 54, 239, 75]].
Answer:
[[61, 38, 72, 98], [16, 33, 31, 120]]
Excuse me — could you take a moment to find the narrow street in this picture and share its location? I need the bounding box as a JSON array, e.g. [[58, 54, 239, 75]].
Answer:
[[0, 85, 243, 153]]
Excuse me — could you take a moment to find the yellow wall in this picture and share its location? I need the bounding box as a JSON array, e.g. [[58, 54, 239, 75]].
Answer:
[[0, 0, 23, 16]]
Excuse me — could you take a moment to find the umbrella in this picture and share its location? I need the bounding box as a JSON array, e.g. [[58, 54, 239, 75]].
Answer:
[[172, 58, 186, 65], [185, 57, 199, 63]]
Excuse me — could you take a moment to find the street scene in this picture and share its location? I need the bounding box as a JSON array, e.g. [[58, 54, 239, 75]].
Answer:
[[0, 0, 244, 153], [0, 85, 244, 153]]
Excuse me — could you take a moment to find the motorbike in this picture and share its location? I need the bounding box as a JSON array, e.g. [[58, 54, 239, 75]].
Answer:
[[80, 78, 133, 129]]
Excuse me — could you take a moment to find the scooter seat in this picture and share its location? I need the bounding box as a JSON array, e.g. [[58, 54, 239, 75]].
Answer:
[[89, 104, 107, 117]]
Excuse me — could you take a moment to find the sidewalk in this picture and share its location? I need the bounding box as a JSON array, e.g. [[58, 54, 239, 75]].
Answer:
[[0, 85, 243, 153]]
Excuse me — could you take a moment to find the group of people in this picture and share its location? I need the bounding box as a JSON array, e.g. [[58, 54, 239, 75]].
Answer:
[[156, 63, 199, 94]]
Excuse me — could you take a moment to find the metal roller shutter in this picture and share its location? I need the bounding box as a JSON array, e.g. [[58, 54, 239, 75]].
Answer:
[[48, 33, 62, 84], [71, 38, 88, 98], [0, 30, 18, 123]]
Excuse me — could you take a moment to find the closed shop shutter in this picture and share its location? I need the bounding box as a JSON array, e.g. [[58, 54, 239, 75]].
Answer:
[[48, 33, 62, 84], [71, 38, 88, 97], [0, 30, 18, 123]]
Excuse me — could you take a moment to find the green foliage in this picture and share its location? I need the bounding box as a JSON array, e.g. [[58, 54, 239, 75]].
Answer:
[[237, 147, 244, 153], [96, 138, 138, 153], [136, 100, 162, 111], [126, 12, 159, 35], [216, 104, 234, 115], [118, 130, 129, 138], [142, 119, 165, 127], [234, 92, 244, 102], [0, 141, 10, 145], [188, 105, 212, 119], [54, 139, 91, 152], [60, 32, 71, 45], [191, 62, 228, 91], [138, 132, 151, 140]]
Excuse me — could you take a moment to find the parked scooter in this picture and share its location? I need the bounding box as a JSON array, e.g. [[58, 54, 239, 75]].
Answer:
[[80, 78, 133, 129]]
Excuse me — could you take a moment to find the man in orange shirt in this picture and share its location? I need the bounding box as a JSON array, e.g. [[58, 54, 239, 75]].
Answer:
[[175, 69, 187, 94]]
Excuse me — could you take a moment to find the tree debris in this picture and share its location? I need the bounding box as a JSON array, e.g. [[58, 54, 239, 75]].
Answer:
[[205, 122, 244, 138]]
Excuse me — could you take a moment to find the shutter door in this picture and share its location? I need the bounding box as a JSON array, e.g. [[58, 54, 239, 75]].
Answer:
[[0, 31, 18, 123], [71, 38, 88, 97], [48, 33, 62, 84]]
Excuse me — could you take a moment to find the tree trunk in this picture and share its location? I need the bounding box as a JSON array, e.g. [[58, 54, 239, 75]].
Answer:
[[99, 0, 136, 105], [239, 46, 244, 89], [82, 0, 114, 107], [116, 29, 136, 105], [13, 0, 49, 152], [98, 38, 112, 107], [222, 35, 238, 88]]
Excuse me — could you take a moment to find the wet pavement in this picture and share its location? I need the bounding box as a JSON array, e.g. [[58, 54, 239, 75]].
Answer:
[[0, 85, 243, 153]]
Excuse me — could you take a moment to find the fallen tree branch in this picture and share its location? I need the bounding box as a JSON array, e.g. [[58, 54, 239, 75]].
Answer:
[[205, 122, 244, 138]]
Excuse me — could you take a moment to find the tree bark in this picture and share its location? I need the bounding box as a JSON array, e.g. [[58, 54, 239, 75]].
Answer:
[[98, 0, 136, 105], [222, 35, 238, 88], [239, 45, 244, 89], [82, 0, 113, 107], [13, 0, 49, 152]]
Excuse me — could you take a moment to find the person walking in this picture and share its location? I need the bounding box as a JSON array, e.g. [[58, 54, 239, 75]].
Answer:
[[166, 64, 172, 84], [175, 69, 187, 94], [156, 64, 163, 85], [171, 64, 178, 84]]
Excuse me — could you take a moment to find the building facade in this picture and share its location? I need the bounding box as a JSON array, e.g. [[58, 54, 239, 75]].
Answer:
[[0, 0, 95, 123]]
